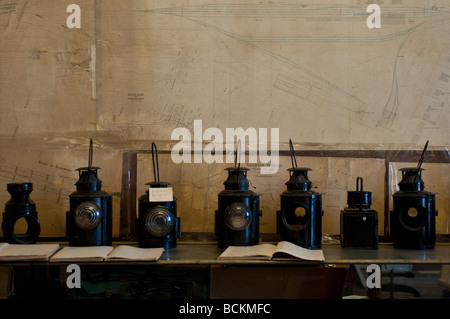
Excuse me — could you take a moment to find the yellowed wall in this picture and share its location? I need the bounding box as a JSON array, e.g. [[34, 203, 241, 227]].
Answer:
[[0, 1, 449, 239]]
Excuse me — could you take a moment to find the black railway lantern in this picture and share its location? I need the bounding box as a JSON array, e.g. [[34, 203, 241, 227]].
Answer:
[[136, 143, 180, 249], [2, 182, 41, 244], [66, 139, 112, 246], [390, 141, 437, 249], [215, 141, 261, 248], [277, 140, 323, 249], [340, 177, 378, 249]]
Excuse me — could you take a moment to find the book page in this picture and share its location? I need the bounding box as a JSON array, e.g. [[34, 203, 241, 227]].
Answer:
[[50, 246, 113, 262], [218, 244, 277, 260], [274, 241, 325, 261], [105, 245, 164, 261], [0, 244, 60, 261]]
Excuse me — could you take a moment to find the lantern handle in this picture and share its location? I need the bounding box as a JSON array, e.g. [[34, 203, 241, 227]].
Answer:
[[289, 139, 300, 189], [151, 142, 161, 186], [356, 177, 363, 192], [414, 140, 429, 182], [289, 139, 298, 171], [88, 138, 93, 172], [356, 177, 364, 210], [235, 139, 242, 172]]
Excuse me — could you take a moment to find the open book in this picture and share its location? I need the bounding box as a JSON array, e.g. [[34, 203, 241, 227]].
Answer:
[[218, 241, 324, 261], [50, 246, 113, 262], [105, 245, 164, 262], [0, 243, 60, 261], [49, 245, 165, 262]]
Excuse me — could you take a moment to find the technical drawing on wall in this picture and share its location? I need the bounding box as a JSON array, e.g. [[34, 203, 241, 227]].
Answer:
[[96, 1, 450, 147]]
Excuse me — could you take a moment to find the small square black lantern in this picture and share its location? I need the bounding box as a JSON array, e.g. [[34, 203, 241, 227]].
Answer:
[[340, 177, 379, 249]]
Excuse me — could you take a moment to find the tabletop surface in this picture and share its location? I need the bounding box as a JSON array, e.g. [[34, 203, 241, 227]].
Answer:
[[1, 242, 449, 266], [159, 243, 450, 265]]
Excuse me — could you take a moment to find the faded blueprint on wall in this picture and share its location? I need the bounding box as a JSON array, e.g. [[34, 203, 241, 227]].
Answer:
[[96, 0, 450, 147]]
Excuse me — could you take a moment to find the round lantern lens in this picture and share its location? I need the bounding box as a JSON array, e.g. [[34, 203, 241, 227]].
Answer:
[[224, 203, 252, 231], [74, 202, 103, 230], [145, 207, 174, 237], [400, 205, 426, 231], [282, 203, 310, 231]]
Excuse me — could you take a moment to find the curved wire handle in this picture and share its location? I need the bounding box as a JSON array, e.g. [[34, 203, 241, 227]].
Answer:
[[416, 140, 429, 171], [289, 139, 298, 171], [234, 139, 242, 172], [88, 138, 93, 172], [289, 139, 299, 189], [415, 140, 429, 182], [151, 142, 160, 185]]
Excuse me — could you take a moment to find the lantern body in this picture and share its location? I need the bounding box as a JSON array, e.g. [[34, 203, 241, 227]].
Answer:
[[215, 167, 260, 248], [340, 178, 378, 249], [2, 183, 41, 244], [277, 168, 323, 249], [390, 168, 437, 249], [66, 167, 112, 246], [136, 182, 180, 249]]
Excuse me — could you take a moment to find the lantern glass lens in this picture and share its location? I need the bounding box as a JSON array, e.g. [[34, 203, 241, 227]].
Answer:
[[224, 203, 252, 231], [407, 207, 418, 218], [145, 207, 174, 237], [294, 206, 307, 218], [282, 203, 310, 231], [74, 201, 103, 230], [400, 205, 426, 231]]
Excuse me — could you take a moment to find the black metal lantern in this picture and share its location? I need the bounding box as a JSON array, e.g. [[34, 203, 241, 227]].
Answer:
[[390, 141, 437, 249], [277, 140, 323, 249], [2, 182, 41, 244], [136, 143, 180, 249], [66, 139, 112, 246], [215, 141, 261, 248], [340, 177, 378, 249]]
